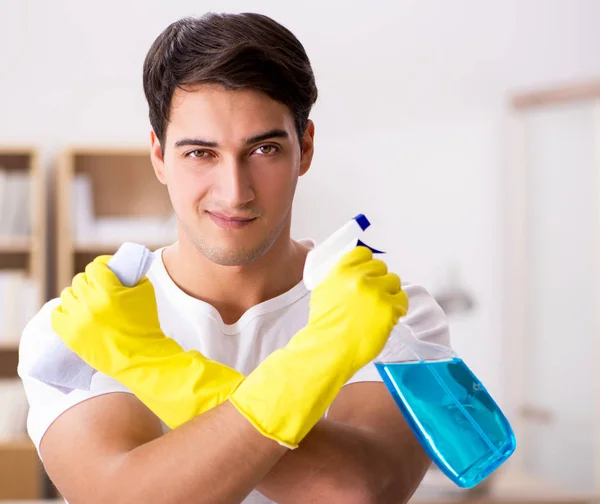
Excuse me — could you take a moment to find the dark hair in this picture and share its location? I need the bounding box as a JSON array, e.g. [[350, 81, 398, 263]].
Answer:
[[143, 13, 318, 152]]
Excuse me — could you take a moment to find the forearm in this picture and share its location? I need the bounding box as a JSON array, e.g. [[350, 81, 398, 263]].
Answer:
[[257, 419, 430, 504], [103, 401, 287, 504]]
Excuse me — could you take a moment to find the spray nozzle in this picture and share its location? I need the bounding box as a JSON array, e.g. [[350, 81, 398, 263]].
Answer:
[[303, 213, 385, 290]]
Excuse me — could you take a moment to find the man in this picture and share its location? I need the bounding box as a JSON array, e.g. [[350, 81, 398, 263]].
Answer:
[[18, 12, 450, 504]]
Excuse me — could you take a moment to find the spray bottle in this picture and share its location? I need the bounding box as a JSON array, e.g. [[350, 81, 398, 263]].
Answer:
[[26, 243, 154, 392], [303, 214, 516, 489]]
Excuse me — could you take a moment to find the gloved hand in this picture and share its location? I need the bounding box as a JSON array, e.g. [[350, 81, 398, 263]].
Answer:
[[229, 246, 408, 448], [51, 256, 244, 429]]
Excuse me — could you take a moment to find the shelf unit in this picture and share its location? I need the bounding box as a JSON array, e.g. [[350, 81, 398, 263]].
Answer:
[[0, 147, 46, 500], [55, 147, 174, 292], [0, 146, 46, 363]]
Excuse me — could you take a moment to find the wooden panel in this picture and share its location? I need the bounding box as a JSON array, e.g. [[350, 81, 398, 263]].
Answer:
[[74, 251, 106, 279], [0, 440, 43, 500], [56, 150, 73, 297], [512, 79, 600, 110], [0, 252, 29, 270], [73, 151, 171, 217], [0, 349, 19, 376], [0, 238, 31, 253], [28, 149, 45, 303], [0, 147, 47, 500], [0, 153, 31, 171]]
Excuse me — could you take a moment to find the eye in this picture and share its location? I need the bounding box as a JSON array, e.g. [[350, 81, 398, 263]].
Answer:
[[253, 144, 279, 156], [185, 150, 210, 158]]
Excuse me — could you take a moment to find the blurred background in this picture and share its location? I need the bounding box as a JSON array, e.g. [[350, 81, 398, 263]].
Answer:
[[1, 0, 600, 501]]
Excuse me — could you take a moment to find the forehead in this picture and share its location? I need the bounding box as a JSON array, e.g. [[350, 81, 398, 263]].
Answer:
[[168, 84, 296, 143]]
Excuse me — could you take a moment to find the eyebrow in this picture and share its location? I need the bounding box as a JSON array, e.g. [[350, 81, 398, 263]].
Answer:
[[174, 129, 289, 149]]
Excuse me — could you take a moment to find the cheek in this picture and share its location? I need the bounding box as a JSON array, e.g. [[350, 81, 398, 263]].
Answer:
[[164, 158, 210, 211], [254, 164, 298, 209]]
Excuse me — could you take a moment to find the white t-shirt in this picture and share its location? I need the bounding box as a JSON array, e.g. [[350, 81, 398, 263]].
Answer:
[[18, 245, 451, 504]]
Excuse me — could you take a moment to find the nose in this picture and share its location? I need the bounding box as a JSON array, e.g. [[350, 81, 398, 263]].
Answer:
[[213, 156, 255, 207]]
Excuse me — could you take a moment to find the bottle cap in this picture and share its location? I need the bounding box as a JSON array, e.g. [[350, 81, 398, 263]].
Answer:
[[354, 214, 370, 231]]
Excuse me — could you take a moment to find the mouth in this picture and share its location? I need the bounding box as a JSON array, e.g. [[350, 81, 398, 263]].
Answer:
[[206, 211, 257, 229]]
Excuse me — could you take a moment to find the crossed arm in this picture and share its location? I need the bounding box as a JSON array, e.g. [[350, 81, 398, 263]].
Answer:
[[40, 381, 430, 504]]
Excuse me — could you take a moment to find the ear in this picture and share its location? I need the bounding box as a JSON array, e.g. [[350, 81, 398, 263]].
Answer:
[[299, 120, 315, 177], [150, 130, 167, 185]]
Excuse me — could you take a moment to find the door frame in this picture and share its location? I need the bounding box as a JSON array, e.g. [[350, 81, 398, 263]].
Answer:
[[504, 78, 600, 489]]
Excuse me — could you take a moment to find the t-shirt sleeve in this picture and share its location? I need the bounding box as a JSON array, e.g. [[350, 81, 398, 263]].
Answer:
[[17, 299, 133, 455], [344, 282, 452, 385]]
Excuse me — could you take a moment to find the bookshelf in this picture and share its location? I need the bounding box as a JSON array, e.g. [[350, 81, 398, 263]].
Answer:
[[0, 146, 45, 358], [55, 147, 175, 292], [0, 147, 46, 500]]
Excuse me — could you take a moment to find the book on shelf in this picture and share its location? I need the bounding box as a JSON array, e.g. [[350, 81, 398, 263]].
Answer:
[[0, 166, 31, 239], [72, 173, 177, 246], [0, 270, 40, 346], [0, 378, 28, 442]]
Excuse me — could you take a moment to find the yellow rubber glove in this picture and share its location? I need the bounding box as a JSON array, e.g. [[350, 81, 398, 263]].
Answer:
[[229, 246, 408, 448], [51, 256, 244, 429]]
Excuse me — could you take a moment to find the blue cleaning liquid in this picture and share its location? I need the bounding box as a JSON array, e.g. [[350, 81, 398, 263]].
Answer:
[[375, 358, 516, 488]]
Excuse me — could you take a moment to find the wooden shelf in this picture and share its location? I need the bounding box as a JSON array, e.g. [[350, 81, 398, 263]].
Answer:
[[0, 148, 47, 501], [73, 241, 167, 254], [0, 147, 45, 350], [0, 237, 31, 253], [56, 147, 173, 292], [0, 341, 19, 351], [0, 147, 45, 292], [0, 438, 35, 451], [0, 437, 42, 500]]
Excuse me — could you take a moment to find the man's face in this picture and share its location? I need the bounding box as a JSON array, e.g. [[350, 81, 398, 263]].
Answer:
[[151, 84, 313, 266]]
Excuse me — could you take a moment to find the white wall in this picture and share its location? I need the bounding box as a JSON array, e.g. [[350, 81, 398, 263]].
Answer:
[[2, 0, 600, 405]]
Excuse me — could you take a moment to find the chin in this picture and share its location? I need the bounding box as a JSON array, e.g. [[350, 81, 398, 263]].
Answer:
[[184, 217, 286, 266], [201, 246, 264, 267], [192, 234, 276, 266]]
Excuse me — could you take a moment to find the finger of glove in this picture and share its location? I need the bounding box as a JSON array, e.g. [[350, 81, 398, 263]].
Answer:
[[355, 258, 388, 279], [90, 254, 154, 293], [93, 255, 112, 266], [50, 303, 88, 353], [387, 289, 409, 318], [84, 255, 123, 290], [369, 272, 402, 295], [336, 246, 373, 269], [70, 272, 91, 300], [50, 306, 67, 339], [52, 288, 81, 341], [58, 285, 79, 313]]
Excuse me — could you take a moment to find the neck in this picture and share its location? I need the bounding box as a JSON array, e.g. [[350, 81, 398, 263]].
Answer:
[[161, 224, 310, 325]]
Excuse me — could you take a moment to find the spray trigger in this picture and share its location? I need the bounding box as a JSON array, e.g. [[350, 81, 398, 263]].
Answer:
[[357, 239, 385, 254]]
